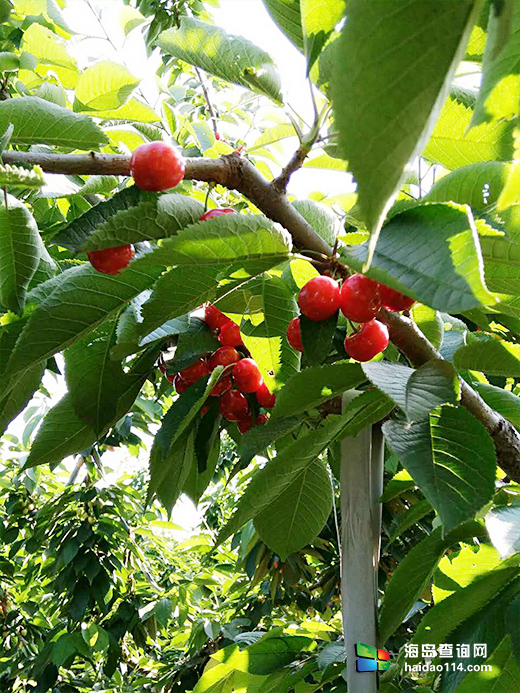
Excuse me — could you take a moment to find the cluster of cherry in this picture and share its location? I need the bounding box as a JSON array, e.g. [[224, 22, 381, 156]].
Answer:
[[286, 274, 414, 362], [85, 142, 414, 370], [161, 303, 275, 433]]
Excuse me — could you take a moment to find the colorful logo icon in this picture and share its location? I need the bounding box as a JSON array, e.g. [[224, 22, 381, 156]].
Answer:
[[355, 642, 390, 672]]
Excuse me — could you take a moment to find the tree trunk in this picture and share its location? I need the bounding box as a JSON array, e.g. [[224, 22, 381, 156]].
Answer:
[[340, 392, 384, 692]]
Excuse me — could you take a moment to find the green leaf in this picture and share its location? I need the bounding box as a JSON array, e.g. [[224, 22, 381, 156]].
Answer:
[[340, 204, 496, 313], [433, 543, 502, 604], [383, 405, 496, 533], [300, 312, 338, 366], [74, 60, 140, 112], [480, 235, 520, 317], [410, 566, 520, 656], [362, 361, 414, 413], [0, 163, 44, 188], [271, 361, 364, 420], [80, 97, 160, 123], [138, 214, 291, 268], [120, 5, 145, 35], [64, 317, 125, 433], [405, 360, 460, 422], [331, 0, 477, 268], [379, 469, 415, 503], [379, 521, 486, 644], [254, 456, 332, 559], [0, 202, 41, 314], [486, 505, 520, 560], [4, 263, 161, 395], [472, 1, 520, 126], [424, 161, 511, 210], [239, 415, 302, 466], [156, 428, 196, 515], [300, 0, 345, 73], [20, 22, 78, 88], [82, 193, 205, 251], [0, 96, 107, 149], [292, 199, 338, 247], [0, 362, 45, 437], [158, 17, 283, 104], [474, 382, 520, 430], [52, 186, 149, 252], [423, 87, 515, 169], [454, 334, 520, 376], [218, 389, 393, 545], [25, 347, 159, 468], [457, 635, 520, 693], [411, 304, 444, 350], [233, 274, 299, 390], [147, 370, 222, 503], [0, 52, 19, 72], [386, 499, 433, 544], [262, 0, 304, 51]]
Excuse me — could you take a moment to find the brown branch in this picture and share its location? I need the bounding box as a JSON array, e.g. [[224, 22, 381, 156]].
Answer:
[[2, 148, 519, 480], [272, 144, 311, 193]]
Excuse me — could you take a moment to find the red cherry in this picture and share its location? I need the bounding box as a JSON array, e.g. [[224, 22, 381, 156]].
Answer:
[[238, 417, 253, 434], [215, 132, 221, 141], [179, 359, 210, 385], [210, 375, 232, 396], [256, 383, 275, 409], [218, 321, 243, 347], [343, 319, 389, 362], [339, 274, 382, 323], [129, 141, 185, 191], [298, 276, 340, 321], [378, 284, 415, 312], [200, 208, 236, 221], [208, 346, 241, 370], [205, 304, 231, 331], [173, 373, 189, 393], [255, 413, 269, 426], [286, 317, 303, 352], [158, 360, 167, 374], [233, 358, 263, 393], [87, 245, 134, 275], [219, 389, 250, 422], [201, 405, 209, 416]]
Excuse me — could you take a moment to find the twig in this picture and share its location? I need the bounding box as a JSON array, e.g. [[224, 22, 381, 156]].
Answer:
[[1, 147, 519, 480], [194, 67, 218, 135], [272, 144, 311, 193]]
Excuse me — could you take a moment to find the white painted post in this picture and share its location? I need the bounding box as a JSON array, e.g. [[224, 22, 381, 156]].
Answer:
[[340, 392, 384, 692]]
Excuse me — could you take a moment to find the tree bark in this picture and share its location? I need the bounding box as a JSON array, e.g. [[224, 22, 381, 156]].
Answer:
[[3, 148, 519, 480]]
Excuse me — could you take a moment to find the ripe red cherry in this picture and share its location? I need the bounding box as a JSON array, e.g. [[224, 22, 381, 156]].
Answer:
[[215, 132, 221, 141], [339, 274, 382, 323], [204, 304, 230, 331], [129, 141, 185, 191], [378, 284, 415, 312], [233, 358, 263, 393], [201, 405, 209, 416], [256, 383, 276, 409], [200, 208, 236, 221], [210, 375, 232, 396], [208, 346, 241, 370], [238, 413, 269, 434], [173, 373, 189, 393], [218, 321, 243, 347], [286, 317, 303, 352], [179, 359, 210, 385], [87, 245, 134, 275], [343, 319, 389, 362], [298, 276, 340, 321], [219, 389, 250, 421]]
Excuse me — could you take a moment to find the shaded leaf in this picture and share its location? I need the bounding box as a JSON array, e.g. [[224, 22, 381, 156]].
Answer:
[[454, 334, 520, 376]]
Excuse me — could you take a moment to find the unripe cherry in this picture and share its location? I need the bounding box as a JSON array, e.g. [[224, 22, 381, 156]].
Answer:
[[87, 245, 134, 275], [339, 274, 381, 323], [286, 317, 303, 352], [130, 141, 185, 191], [298, 276, 340, 321], [343, 319, 389, 362], [233, 358, 263, 393]]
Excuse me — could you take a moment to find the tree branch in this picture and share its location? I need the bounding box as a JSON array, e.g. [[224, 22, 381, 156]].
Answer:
[[272, 144, 311, 193], [3, 148, 519, 480]]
